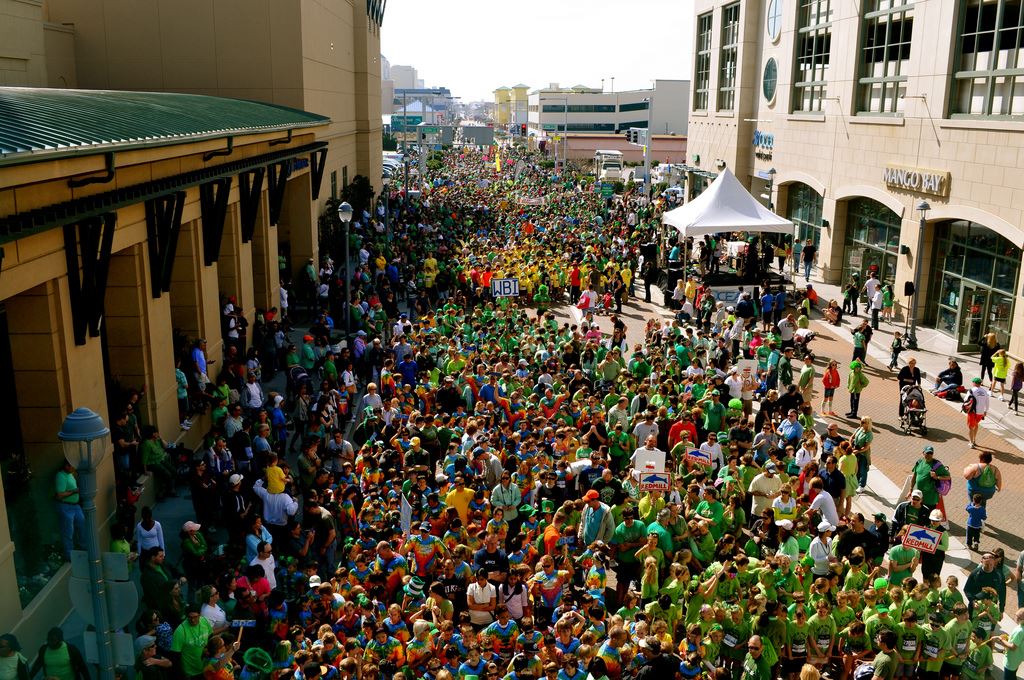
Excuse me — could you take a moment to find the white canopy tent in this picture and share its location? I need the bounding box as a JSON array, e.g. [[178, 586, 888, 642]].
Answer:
[[662, 168, 793, 237]]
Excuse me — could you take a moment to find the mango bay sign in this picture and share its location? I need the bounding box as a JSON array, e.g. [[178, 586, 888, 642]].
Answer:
[[883, 165, 950, 197]]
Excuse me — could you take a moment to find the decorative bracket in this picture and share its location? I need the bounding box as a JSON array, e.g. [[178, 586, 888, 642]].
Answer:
[[239, 168, 266, 244], [200, 177, 232, 266], [144, 191, 186, 298], [267, 159, 293, 226], [62, 213, 116, 345], [309, 148, 328, 201]]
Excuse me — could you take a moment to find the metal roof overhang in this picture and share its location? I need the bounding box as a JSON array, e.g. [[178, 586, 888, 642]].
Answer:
[[0, 140, 326, 246]]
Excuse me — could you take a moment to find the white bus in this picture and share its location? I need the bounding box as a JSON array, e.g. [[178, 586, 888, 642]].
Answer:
[[593, 150, 624, 182]]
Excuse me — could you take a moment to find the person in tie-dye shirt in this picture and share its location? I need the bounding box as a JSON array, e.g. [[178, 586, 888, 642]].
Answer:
[[363, 627, 405, 671], [407, 521, 448, 577], [374, 541, 408, 601], [482, 604, 520, 659], [530, 555, 573, 624], [594, 627, 628, 680]]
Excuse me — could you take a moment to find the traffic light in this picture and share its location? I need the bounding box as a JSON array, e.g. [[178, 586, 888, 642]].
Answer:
[[521, 123, 527, 136], [623, 129, 631, 142]]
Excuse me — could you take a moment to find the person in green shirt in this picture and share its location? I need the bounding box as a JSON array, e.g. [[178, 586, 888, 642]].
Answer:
[[807, 601, 838, 666], [910, 446, 950, 508], [785, 607, 811, 673], [895, 610, 926, 674], [171, 606, 213, 677], [961, 628, 993, 680], [886, 530, 919, 585], [29, 628, 89, 680], [871, 630, 899, 680], [692, 486, 725, 541], [942, 604, 973, 674], [609, 508, 647, 603], [918, 613, 950, 678], [996, 606, 1024, 678], [698, 390, 726, 433], [55, 459, 84, 561], [740, 635, 771, 680]]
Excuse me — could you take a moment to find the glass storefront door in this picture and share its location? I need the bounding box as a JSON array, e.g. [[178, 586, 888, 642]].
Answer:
[[958, 286, 987, 351], [929, 220, 1021, 351]]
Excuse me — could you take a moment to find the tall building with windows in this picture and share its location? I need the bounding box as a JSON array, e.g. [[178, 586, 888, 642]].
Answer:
[[686, 0, 1024, 355]]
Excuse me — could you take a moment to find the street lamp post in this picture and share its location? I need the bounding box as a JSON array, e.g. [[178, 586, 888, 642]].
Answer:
[[907, 200, 930, 350], [59, 408, 113, 680], [337, 201, 354, 336], [643, 97, 654, 198]]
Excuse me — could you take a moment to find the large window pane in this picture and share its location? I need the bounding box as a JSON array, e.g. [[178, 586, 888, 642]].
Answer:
[[718, 4, 740, 111], [793, 0, 832, 112], [856, 1, 914, 114], [954, 0, 1024, 117], [694, 13, 713, 110]]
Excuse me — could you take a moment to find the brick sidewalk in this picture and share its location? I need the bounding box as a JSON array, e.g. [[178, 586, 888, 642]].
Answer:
[[805, 321, 1023, 562]]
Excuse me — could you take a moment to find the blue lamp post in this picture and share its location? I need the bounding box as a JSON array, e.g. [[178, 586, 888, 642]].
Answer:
[[336, 201, 354, 335], [59, 408, 114, 680]]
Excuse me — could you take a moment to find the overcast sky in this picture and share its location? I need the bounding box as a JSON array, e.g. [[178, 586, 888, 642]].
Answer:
[[380, 0, 694, 102]]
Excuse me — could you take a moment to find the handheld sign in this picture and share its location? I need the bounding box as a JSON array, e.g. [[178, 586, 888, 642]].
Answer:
[[685, 448, 712, 468], [632, 450, 666, 475], [231, 620, 258, 628], [639, 472, 670, 492], [902, 524, 942, 554], [491, 278, 520, 298]]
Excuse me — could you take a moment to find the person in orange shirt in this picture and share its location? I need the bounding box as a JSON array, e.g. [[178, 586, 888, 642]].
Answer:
[[543, 510, 568, 556]]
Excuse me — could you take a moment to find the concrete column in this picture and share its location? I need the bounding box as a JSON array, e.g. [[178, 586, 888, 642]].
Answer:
[[279, 172, 317, 284], [170, 219, 223, 361], [250, 191, 281, 312], [217, 205, 257, 337], [819, 198, 845, 285], [4, 278, 114, 642], [105, 244, 180, 437]]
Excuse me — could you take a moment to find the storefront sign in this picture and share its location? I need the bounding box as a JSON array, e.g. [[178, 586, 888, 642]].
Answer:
[[883, 165, 950, 197], [752, 129, 774, 161]]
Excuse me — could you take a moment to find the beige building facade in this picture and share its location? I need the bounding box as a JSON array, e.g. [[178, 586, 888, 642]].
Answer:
[[0, 87, 330, 655], [686, 0, 1024, 354], [31, 0, 383, 279], [0, 0, 385, 656]]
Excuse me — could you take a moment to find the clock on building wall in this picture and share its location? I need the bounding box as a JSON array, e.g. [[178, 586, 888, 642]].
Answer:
[[767, 0, 783, 41], [763, 58, 778, 103]]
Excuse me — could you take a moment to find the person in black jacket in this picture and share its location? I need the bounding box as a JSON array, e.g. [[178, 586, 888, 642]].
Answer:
[[932, 358, 964, 399], [866, 512, 891, 564], [634, 637, 681, 680]]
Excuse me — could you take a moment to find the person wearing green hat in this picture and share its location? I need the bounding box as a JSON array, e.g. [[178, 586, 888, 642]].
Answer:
[[965, 375, 990, 448], [910, 445, 950, 516], [846, 360, 870, 418], [610, 506, 647, 603], [698, 389, 726, 436]]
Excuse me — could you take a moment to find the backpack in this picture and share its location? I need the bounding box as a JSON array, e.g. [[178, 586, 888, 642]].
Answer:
[[978, 463, 997, 489], [932, 461, 951, 496]]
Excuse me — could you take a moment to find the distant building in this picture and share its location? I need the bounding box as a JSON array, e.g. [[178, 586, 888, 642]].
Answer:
[[526, 80, 689, 137], [391, 64, 418, 90]]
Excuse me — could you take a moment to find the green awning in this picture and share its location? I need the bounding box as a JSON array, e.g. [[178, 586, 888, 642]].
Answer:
[[0, 87, 329, 166]]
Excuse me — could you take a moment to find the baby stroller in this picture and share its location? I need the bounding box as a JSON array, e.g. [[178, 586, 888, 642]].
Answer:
[[900, 384, 928, 435]]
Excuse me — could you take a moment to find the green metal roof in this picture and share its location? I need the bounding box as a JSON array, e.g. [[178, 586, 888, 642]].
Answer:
[[0, 87, 330, 166]]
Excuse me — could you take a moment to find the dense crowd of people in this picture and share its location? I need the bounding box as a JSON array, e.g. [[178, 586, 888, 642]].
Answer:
[[20, 146, 1024, 680]]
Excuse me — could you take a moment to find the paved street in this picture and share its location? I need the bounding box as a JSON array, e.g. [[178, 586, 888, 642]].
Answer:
[[556, 279, 1021, 589]]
